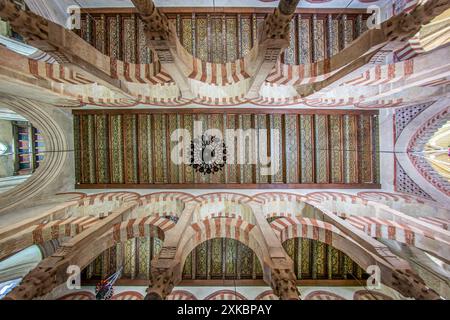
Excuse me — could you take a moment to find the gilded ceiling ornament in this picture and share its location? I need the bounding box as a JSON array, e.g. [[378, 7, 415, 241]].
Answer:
[[190, 134, 227, 175]]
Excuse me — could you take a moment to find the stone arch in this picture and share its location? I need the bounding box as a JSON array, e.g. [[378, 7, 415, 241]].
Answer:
[[55, 192, 87, 201], [271, 217, 339, 245], [166, 290, 197, 300], [307, 191, 374, 218], [57, 291, 95, 300], [78, 218, 175, 284], [181, 237, 264, 281], [343, 214, 450, 263], [0, 96, 72, 214], [306, 192, 450, 262], [304, 291, 346, 300], [67, 192, 140, 218], [179, 217, 266, 276], [205, 290, 247, 300], [133, 192, 196, 220], [255, 290, 279, 300], [269, 216, 379, 272], [68, 216, 177, 276], [192, 193, 256, 225], [253, 192, 308, 219], [111, 291, 144, 300], [353, 290, 393, 300], [112, 217, 176, 243], [194, 192, 253, 205], [0, 216, 99, 261], [308, 191, 450, 230], [358, 191, 450, 223]]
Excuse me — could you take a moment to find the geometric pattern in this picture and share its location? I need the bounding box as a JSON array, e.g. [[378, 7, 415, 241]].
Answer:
[[73, 110, 380, 188], [394, 103, 432, 140], [395, 160, 433, 200]]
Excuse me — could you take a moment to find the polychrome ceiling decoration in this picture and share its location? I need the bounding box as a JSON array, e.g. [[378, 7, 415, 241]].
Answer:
[[26, 0, 393, 9], [73, 108, 379, 189]]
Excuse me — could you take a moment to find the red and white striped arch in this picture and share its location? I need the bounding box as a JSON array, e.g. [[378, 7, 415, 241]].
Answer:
[[205, 290, 247, 300], [79, 192, 140, 205], [111, 291, 144, 300], [134, 192, 196, 219], [0, 215, 100, 261], [344, 215, 440, 248], [307, 192, 367, 204], [357, 191, 450, 229], [255, 290, 279, 300], [253, 192, 308, 218], [68, 192, 140, 218], [31, 216, 100, 244], [189, 218, 256, 247], [268, 216, 381, 272], [270, 217, 340, 245], [166, 290, 197, 300], [304, 291, 346, 300], [193, 193, 255, 223], [353, 290, 393, 300], [112, 217, 176, 243], [180, 217, 265, 272], [357, 191, 433, 204], [195, 192, 253, 205]]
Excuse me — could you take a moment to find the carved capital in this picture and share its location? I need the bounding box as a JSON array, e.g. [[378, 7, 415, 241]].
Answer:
[[270, 268, 300, 300], [4, 264, 59, 300], [386, 0, 450, 41], [144, 267, 176, 300], [390, 269, 442, 300], [133, 0, 175, 42], [0, 0, 49, 41], [261, 9, 293, 43]]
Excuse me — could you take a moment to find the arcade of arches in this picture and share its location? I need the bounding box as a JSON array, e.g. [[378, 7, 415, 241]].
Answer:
[[0, 0, 449, 301]]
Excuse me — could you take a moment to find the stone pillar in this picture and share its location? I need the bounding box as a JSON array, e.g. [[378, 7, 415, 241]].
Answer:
[[144, 267, 176, 300], [144, 203, 196, 299], [3, 202, 136, 300], [271, 267, 299, 300], [249, 203, 300, 300]]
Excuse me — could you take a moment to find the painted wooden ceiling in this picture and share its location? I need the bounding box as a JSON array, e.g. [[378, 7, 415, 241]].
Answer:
[[75, 9, 369, 65], [73, 109, 380, 189], [27, 0, 392, 9]]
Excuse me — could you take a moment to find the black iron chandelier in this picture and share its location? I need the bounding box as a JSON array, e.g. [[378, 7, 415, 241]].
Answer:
[[189, 134, 227, 174]]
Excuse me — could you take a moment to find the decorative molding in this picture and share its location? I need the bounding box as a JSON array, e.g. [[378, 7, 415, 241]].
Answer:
[[0, 96, 72, 215]]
